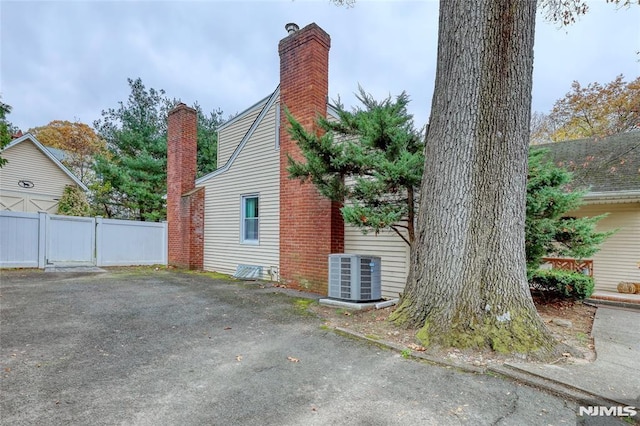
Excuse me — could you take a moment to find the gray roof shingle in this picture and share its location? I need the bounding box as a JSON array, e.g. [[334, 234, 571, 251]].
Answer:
[[537, 132, 640, 193]]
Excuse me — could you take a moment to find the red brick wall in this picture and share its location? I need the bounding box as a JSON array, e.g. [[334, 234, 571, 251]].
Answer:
[[187, 187, 204, 269], [278, 23, 344, 294], [167, 103, 203, 269]]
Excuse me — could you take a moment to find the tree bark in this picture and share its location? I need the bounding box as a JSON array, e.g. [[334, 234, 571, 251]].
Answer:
[[391, 0, 554, 353]]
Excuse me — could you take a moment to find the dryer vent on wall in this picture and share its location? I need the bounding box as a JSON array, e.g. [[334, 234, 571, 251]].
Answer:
[[328, 254, 381, 302]]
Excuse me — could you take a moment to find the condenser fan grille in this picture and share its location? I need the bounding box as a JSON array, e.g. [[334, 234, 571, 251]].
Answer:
[[340, 257, 351, 299], [328, 254, 381, 302]]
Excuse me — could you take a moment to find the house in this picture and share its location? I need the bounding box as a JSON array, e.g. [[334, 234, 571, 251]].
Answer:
[[167, 22, 637, 299], [538, 134, 640, 298], [167, 23, 409, 298], [0, 133, 88, 213]]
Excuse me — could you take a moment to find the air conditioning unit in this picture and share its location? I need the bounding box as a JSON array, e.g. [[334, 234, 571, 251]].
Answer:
[[328, 254, 382, 302]]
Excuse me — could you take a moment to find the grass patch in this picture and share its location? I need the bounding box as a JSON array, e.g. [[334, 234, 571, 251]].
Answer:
[[287, 298, 321, 319], [185, 270, 237, 281], [575, 331, 589, 344], [104, 265, 168, 275], [293, 298, 316, 314]]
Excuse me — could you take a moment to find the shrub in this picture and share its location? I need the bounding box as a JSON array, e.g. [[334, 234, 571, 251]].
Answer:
[[529, 269, 594, 300], [57, 185, 90, 217]]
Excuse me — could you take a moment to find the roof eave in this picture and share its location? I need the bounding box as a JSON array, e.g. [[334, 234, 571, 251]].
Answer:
[[583, 190, 640, 204]]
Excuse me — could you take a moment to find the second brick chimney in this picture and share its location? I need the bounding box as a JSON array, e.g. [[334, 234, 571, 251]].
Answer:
[[167, 103, 204, 269], [278, 23, 344, 293]]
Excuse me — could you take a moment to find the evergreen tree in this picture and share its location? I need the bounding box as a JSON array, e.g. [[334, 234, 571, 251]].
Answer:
[[525, 148, 612, 275], [289, 90, 610, 274], [287, 88, 423, 246], [0, 98, 18, 167], [194, 102, 224, 178], [93, 78, 170, 221], [92, 78, 223, 220]]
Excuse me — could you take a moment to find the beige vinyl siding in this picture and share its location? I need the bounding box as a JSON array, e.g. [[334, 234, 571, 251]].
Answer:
[[200, 101, 280, 280], [0, 141, 76, 213], [571, 202, 640, 292], [217, 102, 266, 167], [344, 225, 409, 299]]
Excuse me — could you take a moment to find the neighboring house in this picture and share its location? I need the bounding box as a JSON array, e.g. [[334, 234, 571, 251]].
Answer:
[[0, 133, 88, 213], [539, 134, 640, 294], [167, 22, 637, 298]]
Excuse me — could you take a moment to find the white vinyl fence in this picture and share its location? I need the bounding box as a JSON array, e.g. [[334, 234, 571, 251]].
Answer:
[[0, 211, 167, 268]]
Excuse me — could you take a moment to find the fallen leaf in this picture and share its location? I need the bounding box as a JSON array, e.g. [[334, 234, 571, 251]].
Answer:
[[407, 343, 426, 352], [224, 327, 232, 330], [287, 356, 300, 363], [236, 355, 243, 362]]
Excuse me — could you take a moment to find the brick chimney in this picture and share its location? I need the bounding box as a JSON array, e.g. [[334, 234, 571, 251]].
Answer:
[[167, 103, 204, 269], [278, 23, 344, 293]]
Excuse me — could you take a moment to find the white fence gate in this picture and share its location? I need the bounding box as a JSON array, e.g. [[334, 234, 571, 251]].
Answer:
[[0, 211, 167, 268], [47, 215, 96, 265]]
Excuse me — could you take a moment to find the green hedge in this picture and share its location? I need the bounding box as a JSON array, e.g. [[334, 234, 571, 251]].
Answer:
[[529, 269, 594, 300]]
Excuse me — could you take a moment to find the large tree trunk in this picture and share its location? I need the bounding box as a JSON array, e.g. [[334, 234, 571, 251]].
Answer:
[[390, 0, 554, 353]]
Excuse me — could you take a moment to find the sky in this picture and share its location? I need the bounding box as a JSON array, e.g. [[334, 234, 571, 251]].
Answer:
[[1, 1, 639, 133]]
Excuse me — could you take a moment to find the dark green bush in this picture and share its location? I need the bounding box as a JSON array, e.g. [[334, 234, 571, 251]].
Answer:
[[529, 269, 594, 300]]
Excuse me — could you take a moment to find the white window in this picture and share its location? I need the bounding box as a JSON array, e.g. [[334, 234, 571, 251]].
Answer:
[[241, 194, 259, 244]]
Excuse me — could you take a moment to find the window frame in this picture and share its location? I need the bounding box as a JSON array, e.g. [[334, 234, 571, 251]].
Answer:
[[240, 194, 260, 245]]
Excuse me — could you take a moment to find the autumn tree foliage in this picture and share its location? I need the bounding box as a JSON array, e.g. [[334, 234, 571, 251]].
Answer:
[[531, 75, 640, 144], [29, 120, 107, 184], [287, 88, 423, 247]]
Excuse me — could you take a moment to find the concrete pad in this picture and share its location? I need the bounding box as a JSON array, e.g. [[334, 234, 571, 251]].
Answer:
[[319, 298, 397, 310], [44, 266, 107, 273], [505, 306, 640, 405]]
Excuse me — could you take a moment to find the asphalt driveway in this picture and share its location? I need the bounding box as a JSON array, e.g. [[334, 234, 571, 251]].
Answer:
[[1, 268, 580, 425]]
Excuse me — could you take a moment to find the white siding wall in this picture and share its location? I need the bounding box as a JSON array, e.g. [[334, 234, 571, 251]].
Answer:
[[217, 104, 265, 167], [201, 101, 280, 280], [571, 202, 640, 292], [344, 225, 409, 299], [0, 141, 76, 213]]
